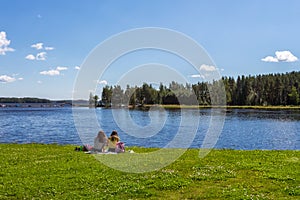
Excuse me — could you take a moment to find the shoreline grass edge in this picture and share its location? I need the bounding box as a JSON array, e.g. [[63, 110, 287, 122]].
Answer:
[[142, 104, 300, 110]]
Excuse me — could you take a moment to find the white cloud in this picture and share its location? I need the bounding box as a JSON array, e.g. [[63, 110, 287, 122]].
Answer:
[[190, 64, 219, 79], [0, 32, 10, 46], [25, 54, 36, 60], [0, 47, 15, 55], [36, 52, 47, 60], [45, 46, 54, 51], [39, 66, 68, 76], [31, 42, 54, 51], [199, 64, 217, 72], [25, 52, 47, 60], [31, 42, 43, 50], [31, 42, 44, 50], [261, 56, 278, 62], [190, 74, 205, 78], [56, 66, 68, 71], [275, 51, 298, 62], [190, 64, 221, 81], [18, 77, 24, 81], [75, 66, 80, 70], [26, 42, 53, 60], [30, 42, 54, 51], [98, 80, 108, 85], [40, 69, 60, 76], [0, 31, 15, 55], [262, 50, 298, 62], [37, 80, 42, 84], [0, 75, 16, 83]]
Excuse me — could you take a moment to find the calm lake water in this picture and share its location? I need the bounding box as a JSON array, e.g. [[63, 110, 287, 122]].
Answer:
[[0, 107, 299, 150]]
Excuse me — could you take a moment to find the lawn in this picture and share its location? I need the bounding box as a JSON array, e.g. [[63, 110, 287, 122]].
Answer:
[[0, 144, 299, 199]]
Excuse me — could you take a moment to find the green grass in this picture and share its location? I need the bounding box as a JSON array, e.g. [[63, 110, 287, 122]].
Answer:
[[0, 144, 299, 199]]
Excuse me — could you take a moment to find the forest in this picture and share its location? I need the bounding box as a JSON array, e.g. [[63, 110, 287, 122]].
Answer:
[[0, 97, 51, 104], [90, 71, 300, 107]]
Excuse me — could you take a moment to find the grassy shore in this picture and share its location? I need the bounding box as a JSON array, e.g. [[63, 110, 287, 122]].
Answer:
[[0, 144, 299, 199], [142, 104, 300, 110]]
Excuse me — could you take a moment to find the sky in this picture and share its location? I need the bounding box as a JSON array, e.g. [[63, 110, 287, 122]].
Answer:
[[0, 0, 299, 100]]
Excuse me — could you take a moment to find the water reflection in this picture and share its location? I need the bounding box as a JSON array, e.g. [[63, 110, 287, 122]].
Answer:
[[226, 109, 300, 121]]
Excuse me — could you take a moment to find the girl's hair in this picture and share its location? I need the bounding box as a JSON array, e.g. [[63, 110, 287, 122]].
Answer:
[[110, 130, 118, 136], [109, 130, 119, 142], [98, 130, 107, 143]]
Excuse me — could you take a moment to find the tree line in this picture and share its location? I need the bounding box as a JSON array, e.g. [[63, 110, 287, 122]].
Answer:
[[89, 71, 300, 107], [0, 97, 51, 104]]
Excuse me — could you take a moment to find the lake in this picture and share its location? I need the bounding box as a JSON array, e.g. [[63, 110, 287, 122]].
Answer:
[[0, 107, 299, 150]]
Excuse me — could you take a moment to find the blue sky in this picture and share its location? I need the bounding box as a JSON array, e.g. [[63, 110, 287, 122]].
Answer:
[[0, 0, 299, 99]]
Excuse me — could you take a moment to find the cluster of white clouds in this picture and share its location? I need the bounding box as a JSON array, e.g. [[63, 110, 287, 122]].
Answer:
[[1, 31, 83, 84], [3, 29, 299, 88], [31, 43, 43, 50], [0, 31, 15, 55], [30, 42, 54, 51], [261, 51, 298, 62], [25, 42, 54, 61], [190, 64, 218, 79], [0, 75, 16, 83], [0, 65, 80, 81], [40, 66, 68, 76], [25, 52, 47, 61], [0, 74, 23, 83]]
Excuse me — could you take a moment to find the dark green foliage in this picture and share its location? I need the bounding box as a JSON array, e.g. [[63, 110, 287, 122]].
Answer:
[[225, 71, 300, 106], [98, 71, 300, 106], [0, 97, 51, 103]]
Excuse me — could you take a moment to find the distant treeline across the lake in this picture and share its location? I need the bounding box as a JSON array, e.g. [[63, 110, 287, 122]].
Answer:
[[0, 97, 51, 104], [0, 98, 74, 105], [91, 71, 300, 107]]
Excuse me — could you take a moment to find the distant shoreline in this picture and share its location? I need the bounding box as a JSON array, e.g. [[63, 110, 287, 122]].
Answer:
[[94, 104, 300, 110], [146, 104, 300, 110], [2, 103, 299, 110]]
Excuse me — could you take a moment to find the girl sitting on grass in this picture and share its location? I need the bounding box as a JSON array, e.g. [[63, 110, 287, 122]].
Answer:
[[107, 130, 120, 152], [93, 130, 108, 152]]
